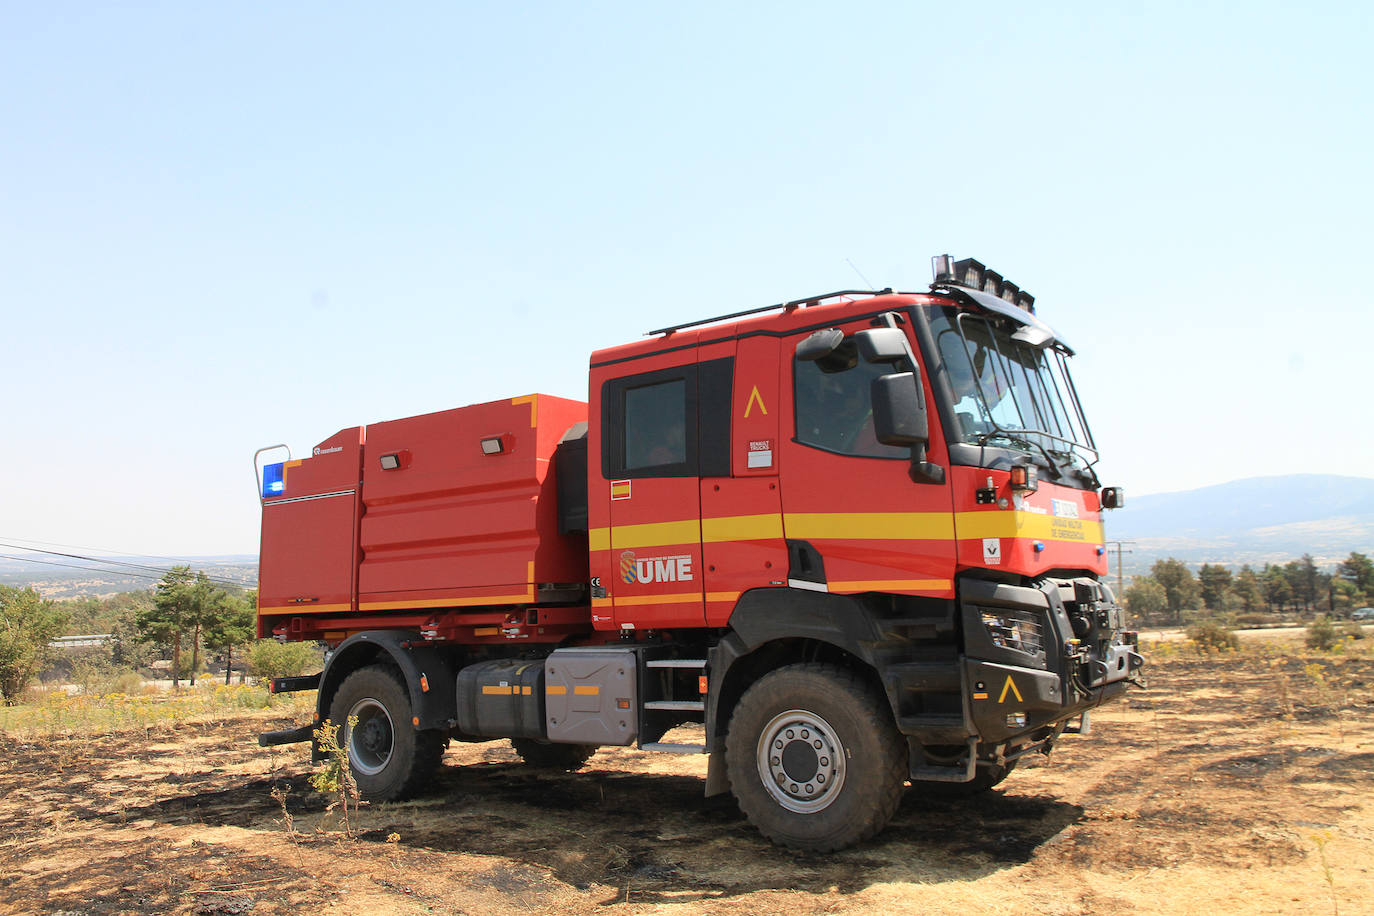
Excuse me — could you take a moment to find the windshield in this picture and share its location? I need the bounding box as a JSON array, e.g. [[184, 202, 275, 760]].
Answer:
[[926, 305, 1097, 472]]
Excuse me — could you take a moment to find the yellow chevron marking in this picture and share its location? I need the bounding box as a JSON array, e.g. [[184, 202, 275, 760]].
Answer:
[[998, 675, 1024, 704], [744, 385, 768, 417]]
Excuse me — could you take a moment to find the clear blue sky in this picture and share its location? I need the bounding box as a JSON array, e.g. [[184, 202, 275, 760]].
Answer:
[[2, 2, 1371, 557]]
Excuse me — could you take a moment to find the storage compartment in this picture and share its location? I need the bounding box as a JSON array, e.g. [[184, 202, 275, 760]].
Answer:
[[356, 394, 589, 608], [455, 659, 546, 739], [545, 648, 638, 746], [257, 427, 364, 635]]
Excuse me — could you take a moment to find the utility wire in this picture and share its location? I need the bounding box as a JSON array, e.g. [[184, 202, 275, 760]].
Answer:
[[0, 553, 173, 583], [0, 534, 222, 568], [0, 541, 208, 578], [0, 543, 255, 588]]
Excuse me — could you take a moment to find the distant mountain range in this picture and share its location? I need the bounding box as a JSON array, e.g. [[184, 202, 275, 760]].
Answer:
[[1105, 474, 1374, 574]]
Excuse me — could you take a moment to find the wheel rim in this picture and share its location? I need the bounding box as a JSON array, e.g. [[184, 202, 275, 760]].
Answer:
[[755, 708, 847, 814], [346, 697, 394, 776]]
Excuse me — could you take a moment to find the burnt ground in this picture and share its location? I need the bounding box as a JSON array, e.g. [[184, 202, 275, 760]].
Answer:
[[3, 650, 1373, 915]]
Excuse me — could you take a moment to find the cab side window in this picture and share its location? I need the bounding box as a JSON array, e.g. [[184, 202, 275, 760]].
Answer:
[[624, 379, 686, 470], [794, 350, 911, 459], [601, 358, 734, 479]]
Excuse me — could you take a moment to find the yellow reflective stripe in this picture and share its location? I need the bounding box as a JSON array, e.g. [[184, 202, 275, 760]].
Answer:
[[610, 593, 701, 606], [474, 627, 500, 636], [785, 512, 956, 540], [588, 509, 1101, 553], [481, 685, 511, 695], [603, 519, 702, 550], [546, 685, 567, 695], [829, 579, 952, 592], [702, 514, 783, 542], [706, 590, 741, 603], [574, 685, 600, 696], [259, 602, 352, 615], [358, 562, 535, 611], [955, 511, 1104, 543], [359, 590, 529, 611], [511, 395, 538, 427]]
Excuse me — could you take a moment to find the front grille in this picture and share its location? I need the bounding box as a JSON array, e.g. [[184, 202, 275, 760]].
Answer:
[[980, 608, 1044, 655]]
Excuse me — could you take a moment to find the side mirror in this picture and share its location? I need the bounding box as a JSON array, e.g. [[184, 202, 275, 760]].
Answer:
[[872, 371, 944, 485], [854, 327, 909, 363], [871, 371, 928, 445], [796, 328, 844, 362], [1101, 486, 1126, 510]]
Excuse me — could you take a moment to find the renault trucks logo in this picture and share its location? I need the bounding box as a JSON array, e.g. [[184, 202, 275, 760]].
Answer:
[[312, 446, 343, 456], [620, 550, 693, 585]]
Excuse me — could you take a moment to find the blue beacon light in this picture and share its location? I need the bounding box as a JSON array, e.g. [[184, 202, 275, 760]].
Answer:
[[262, 462, 286, 498]]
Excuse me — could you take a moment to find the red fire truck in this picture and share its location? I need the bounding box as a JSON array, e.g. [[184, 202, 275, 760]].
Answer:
[[255, 255, 1141, 850]]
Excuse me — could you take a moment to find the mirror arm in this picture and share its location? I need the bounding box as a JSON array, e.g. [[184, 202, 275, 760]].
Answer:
[[909, 443, 945, 485]]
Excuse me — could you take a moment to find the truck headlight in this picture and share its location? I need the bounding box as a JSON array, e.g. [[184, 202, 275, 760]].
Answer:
[[981, 610, 1044, 654]]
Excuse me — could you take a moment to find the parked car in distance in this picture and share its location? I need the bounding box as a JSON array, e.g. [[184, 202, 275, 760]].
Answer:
[[1352, 607, 1374, 621]]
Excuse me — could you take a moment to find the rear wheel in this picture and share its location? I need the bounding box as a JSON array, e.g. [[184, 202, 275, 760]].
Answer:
[[725, 663, 906, 851], [329, 665, 445, 801], [510, 738, 598, 771]]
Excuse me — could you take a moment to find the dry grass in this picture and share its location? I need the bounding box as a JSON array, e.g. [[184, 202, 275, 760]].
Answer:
[[2, 644, 1372, 915], [0, 683, 314, 740]]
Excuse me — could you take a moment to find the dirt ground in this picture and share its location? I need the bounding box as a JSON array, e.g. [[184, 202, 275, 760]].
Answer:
[[3, 648, 1373, 916]]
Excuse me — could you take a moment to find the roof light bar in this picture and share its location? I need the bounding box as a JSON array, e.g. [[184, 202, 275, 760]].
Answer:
[[930, 254, 1036, 313]]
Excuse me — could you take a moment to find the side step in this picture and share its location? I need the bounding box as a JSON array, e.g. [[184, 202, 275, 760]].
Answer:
[[269, 673, 322, 694], [644, 700, 705, 711], [641, 742, 707, 754], [909, 737, 978, 783], [258, 724, 315, 748], [645, 659, 708, 669]]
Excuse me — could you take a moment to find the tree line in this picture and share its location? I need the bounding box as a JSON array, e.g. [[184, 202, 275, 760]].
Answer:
[[0, 565, 317, 704], [1124, 552, 1373, 626]]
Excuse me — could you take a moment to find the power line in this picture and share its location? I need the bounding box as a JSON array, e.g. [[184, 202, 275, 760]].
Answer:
[[0, 544, 255, 588], [0, 553, 171, 583], [0, 534, 221, 569], [1107, 540, 1135, 598], [0, 541, 204, 578]]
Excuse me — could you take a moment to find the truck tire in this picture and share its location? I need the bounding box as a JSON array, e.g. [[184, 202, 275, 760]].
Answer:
[[329, 665, 445, 801], [725, 663, 906, 851], [510, 738, 598, 771]]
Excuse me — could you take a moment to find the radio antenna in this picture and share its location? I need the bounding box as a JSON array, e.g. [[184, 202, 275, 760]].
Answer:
[[845, 257, 876, 289]]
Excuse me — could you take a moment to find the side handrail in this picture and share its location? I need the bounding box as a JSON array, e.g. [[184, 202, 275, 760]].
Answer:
[[253, 444, 292, 504]]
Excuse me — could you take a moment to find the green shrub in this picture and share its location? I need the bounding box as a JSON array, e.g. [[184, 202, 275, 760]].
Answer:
[[111, 671, 144, 694], [1306, 617, 1339, 651], [247, 640, 322, 679], [1186, 621, 1240, 652], [1234, 612, 1276, 628]]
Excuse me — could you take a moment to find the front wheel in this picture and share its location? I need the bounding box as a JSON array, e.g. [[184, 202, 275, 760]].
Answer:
[[329, 665, 446, 801], [725, 663, 906, 851]]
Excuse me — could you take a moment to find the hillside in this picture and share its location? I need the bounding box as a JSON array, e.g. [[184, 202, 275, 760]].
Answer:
[[0, 555, 257, 599], [1104, 474, 1374, 572]]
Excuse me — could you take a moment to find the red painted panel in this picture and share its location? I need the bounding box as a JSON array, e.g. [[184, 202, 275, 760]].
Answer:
[[357, 395, 588, 604], [257, 427, 363, 635]]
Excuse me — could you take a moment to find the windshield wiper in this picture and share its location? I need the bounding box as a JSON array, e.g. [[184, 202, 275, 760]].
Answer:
[[975, 431, 1065, 480]]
